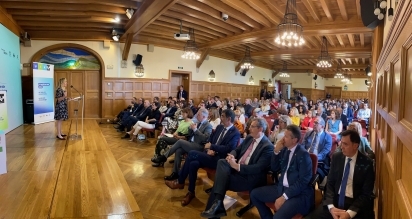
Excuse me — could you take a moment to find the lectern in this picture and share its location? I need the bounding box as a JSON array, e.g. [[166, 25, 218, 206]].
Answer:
[[69, 95, 84, 140]]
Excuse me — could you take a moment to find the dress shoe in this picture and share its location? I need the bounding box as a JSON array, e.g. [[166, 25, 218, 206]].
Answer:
[[153, 155, 167, 164], [56, 135, 66, 140], [200, 200, 227, 218], [181, 192, 195, 206], [151, 162, 164, 167], [61, 134, 67, 137], [164, 172, 179, 180], [164, 179, 184, 190], [121, 134, 130, 139]]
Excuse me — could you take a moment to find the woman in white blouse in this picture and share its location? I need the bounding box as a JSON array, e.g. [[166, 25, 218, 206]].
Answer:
[[236, 105, 246, 126], [261, 100, 271, 115], [269, 115, 293, 144], [208, 107, 221, 130]]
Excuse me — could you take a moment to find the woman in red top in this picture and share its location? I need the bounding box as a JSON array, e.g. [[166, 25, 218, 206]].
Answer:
[[300, 109, 315, 130]]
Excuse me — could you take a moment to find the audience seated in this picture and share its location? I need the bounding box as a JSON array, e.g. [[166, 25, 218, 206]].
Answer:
[[199, 118, 273, 218], [289, 107, 300, 126], [120, 100, 152, 139], [233, 110, 245, 135], [270, 108, 288, 132], [244, 99, 253, 118], [314, 130, 375, 219], [153, 108, 212, 180], [208, 107, 221, 130], [164, 109, 240, 206], [251, 124, 313, 219], [303, 116, 332, 183], [151, 107, 193, 167], [161, 100, 184, 133], [127, 102, 161, 141], [342, 102, 353, 123], [336, 122, 375, 160], [300, 109, 314, 131]]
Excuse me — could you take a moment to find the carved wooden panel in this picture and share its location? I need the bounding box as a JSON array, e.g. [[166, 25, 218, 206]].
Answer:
[[401, 144, 412, 205], [385, 71, 390, 109], [391, 58, 401, 116], [404, 46, 412, 125]]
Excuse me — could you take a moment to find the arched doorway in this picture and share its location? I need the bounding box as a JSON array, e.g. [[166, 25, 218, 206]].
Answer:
[[31, 43, 104, 118]]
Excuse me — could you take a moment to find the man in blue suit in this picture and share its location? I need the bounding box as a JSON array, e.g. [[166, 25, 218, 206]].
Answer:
[[200, 118, 273, 218], [250, 124, 313, 219], [342, 103, 353, 123], [164, 109, 241, 206], [303, 116, 332, 182]]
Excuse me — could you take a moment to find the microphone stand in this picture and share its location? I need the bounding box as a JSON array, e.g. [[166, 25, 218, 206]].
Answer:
[[70, 85, 83, 140]]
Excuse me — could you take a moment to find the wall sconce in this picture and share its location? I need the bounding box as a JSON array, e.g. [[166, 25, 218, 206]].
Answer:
[[314, 82, 318, 89], [126, 9, 134, 19], [208, 70, 215, 81], [248, 76, 254, 85], [365, 65, 372, 76], [268, 78, 273, 86], [134, 64, 144, 77]]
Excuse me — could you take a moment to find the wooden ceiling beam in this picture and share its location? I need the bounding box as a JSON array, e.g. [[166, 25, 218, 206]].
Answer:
[[325, 35, 336, 47], [337, 0, 349, 21], [362, 58, 365, 64], [221, 0, 273, 27], [346, 58, 353, 64], [0, 2, 125, 13], [162, 10, 234, 36], [178, 0, 252, 32], [0, 0, 140, 8], [196, 48, 211, 68], [244, 46, 372, 59], [18, 20, 116, 28], [147, 24, 214, 41], [122, 33, 133, 61], [199, 21, 371, 49], [12, 15, 127, 24], [348, 34, 355, 47], [336, 35, 346, 47], [156, 17, 226, 38], [243, 0, 281, 25], [340, 59, 346, 64], [29, 30, 109, 41], [0, 5, 24, 36], [360, 33, 365, 47], [355, 58, 359, 64], [356, 0, 362, 19], [6, 9, 128, 19], [23, 26, 110, 32], [319, 0, 333, 21], [134, 34, 185, 50], [197, 0, 261, 29], [123, 0, 179, 39], [170, 4, 242, 34], [301, 0, 321, 22]]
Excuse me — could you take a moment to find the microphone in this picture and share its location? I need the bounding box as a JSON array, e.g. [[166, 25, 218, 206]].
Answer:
[[70, 85, 82, 96]]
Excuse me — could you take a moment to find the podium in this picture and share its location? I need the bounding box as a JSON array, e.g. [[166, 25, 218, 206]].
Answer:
[[69, 95, 84, 140]]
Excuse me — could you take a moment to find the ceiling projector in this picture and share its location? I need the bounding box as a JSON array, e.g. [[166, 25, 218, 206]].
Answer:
[[174, 33, 190, 40]]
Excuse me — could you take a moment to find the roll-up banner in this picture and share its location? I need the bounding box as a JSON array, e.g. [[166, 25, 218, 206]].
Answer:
[[33, 62, 55, 124], [0, 90, 8, 175]]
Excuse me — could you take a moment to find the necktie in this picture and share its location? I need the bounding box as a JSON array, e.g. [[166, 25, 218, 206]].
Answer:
[[239, 139, 256, 165], [216, 128, 227, 145], [338, 158, 352, 209], [283, 150, 292, 172], [309, 132, 318, 153]]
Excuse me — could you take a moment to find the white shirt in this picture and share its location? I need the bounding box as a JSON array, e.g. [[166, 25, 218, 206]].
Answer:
[[216, 124, 233, 144], [239, 134, 264, 165], [282, 144, 298, 188], [328, 151, 358, 218], [357, 108, 371, 119], [209, 118, 221, 130]]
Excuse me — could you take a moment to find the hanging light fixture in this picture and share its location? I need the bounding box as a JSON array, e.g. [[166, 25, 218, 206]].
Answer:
[[274, 0, 304, 47], [317, 36, 332, 68], [374, 0, 388, 20], [248, 76, 255, 84], [208, 70, 216, 82], [279, 61, 290, 77], [134, 64, 144, 77], [268, 78, 273, 86], [334, 59, 344, 79], [181, 28, 200, 60], [388, 0, 394, 21], [241, 46, 254, 69]]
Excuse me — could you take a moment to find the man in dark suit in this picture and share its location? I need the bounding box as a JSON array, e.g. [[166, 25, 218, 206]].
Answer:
[[121, 100, 152, 138], [177, 85, 188, 100], [243, 99, 253, 118], [250, 124, 313, 219], [303, 116, 332, 182], [342, 103, 353, 123], [154, 108, 213, 180], [315, 130, 375, 219], [164, 109, 241, 206], [162, 100, 177, 119], [200, 118, 274, 218]]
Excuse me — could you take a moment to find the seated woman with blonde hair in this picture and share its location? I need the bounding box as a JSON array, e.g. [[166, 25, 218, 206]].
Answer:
[[289, 107, 300, 126], [233, 110, 245, 135], [127, 102, 161, 141], [208, 107, 221, 130]]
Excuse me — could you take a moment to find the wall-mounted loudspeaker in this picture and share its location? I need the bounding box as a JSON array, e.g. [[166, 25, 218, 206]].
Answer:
[[133, 54, 142, 66], [313, 75, 318, 80]]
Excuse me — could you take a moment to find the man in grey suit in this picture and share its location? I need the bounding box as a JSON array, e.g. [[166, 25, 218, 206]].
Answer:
[[154, 108, 213, 181], [200, 117, 274, 218]]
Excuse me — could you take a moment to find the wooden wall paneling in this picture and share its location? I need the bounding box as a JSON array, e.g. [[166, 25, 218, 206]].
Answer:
[[84, 71, 101, 118], [402, 44, 412, 126], [385, 70, 390, 111], [391, 52, 401, 117], [68, 71, 84, 118]]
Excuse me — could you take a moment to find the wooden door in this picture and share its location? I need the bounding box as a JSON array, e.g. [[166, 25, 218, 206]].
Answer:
[[171, 74, 181, 98], [182, 74, 190, 100], [260, 81, 268, 91], [325, 86, 342, 99], [84, 71, 100, 118]]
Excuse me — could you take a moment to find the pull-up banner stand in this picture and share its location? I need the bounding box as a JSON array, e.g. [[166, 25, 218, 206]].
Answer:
[[33, 62, 55, 124], [0, 90, 8, 175]]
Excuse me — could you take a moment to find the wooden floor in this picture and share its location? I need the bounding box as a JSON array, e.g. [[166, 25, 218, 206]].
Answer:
[[1, 120, 321, 219]]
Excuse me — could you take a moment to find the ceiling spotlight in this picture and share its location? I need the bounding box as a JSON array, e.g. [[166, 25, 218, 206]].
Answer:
[[126, 9, 134, 19], [112, 35, 120, 41], [114, 17, 120, 22]]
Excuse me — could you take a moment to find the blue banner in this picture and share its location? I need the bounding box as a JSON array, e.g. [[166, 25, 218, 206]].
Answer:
[[33, 62, 54, 124]]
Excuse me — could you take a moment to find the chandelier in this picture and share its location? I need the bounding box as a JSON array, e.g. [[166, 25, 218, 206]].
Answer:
[[134, 64, 144, 77], [373, 0, 394, 20], [181, 28, 200, 60], [274, 0, 304, 47], [241, 46, 254, 69], [279, 61, 290, 77], [334, 59, 344, 79], [317, 36, 332, 68]]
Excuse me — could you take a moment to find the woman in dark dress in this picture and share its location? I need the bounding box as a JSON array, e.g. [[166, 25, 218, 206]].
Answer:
[[55, 78, 70, 140]]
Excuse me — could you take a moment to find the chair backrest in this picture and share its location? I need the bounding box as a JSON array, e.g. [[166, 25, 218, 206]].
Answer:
[[330, 138, 338, 159], [299, 130, 307, 144], [309, 153, 318, 175]]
